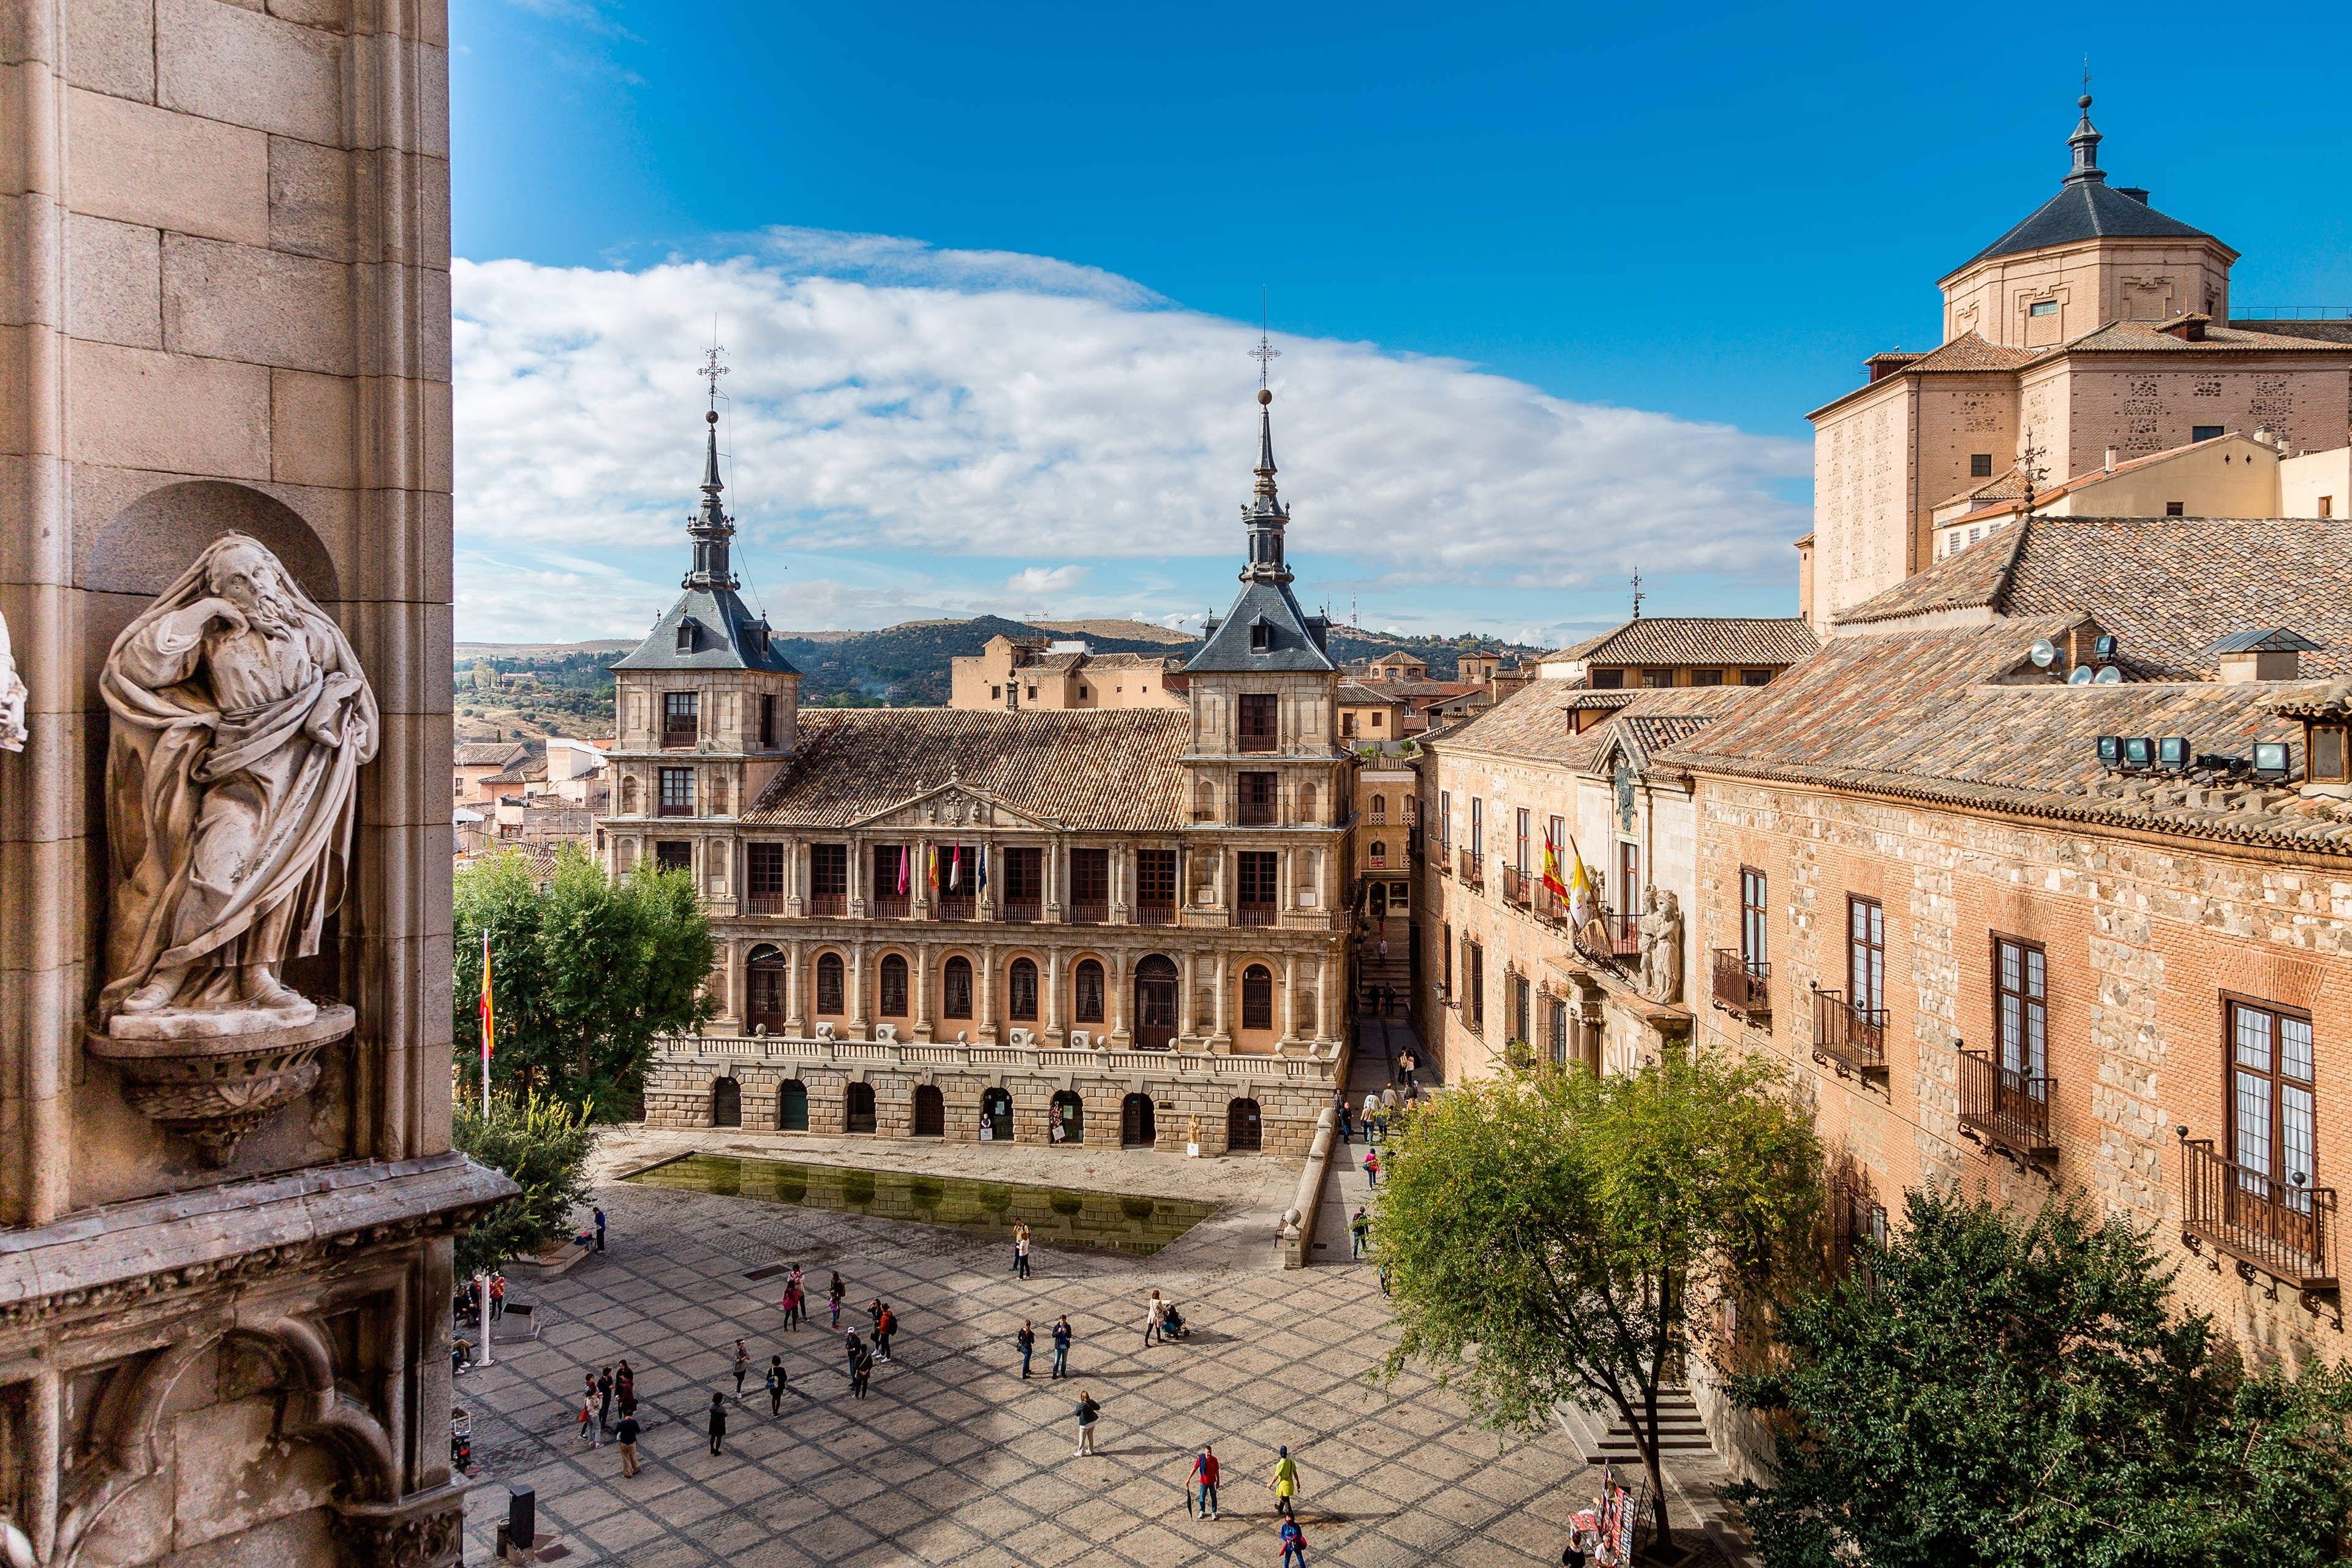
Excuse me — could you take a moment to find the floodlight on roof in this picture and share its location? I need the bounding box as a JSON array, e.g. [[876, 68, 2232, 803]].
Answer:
[[2068, 665, 2095, 685], [2196, 752, 2248, 775], [2094, 634, 2120, 663], [2121, 736, 2156, 771], [2157, 736, 2191, 772], [2252, 741, 2293, 780], [2029, 638, 2058, 669], [2094, 665, 2124, 685], [2096, 735, 2124, 769]]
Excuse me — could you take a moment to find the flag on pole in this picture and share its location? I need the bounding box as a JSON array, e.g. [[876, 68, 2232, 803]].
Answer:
[[1540, 830, 1569, 902], [927, 845, 938, 892], [949, 845, 961, 891], [897, 845, 910, 896], [975, 845, 987, 892], [1566, 836, 1598, 931], [477, 929, 494, 1087]]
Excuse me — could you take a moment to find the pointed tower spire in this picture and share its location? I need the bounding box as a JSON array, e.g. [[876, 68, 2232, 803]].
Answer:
[[685, 343, 737, 590], [1241, 323, 1292, 584], [2064, 89, 2105, 185]]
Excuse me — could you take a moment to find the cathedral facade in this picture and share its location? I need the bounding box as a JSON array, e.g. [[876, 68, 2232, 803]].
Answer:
[[616, 386, 1357, 1156]]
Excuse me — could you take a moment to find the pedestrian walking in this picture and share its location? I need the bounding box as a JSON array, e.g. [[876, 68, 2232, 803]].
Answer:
[[1334, 1092, 1354, 1145], [594, 1206, 607, 1253], [1378, 1260, 1392, 1297], [596, 1365, 614, 1437], [1280, 1517, 1309, 1566], [1016, 1320, 1036, 1379], [828, 1273, 845, 1329], [616, 1411, 641, 1476], [1270, 1446, 1301, 1520], [616, 1360, 637, 1416], [782, 1278, 803, 1329], [1051, 1316, 1072, 1379], [1016, 1231, 1032, 1279], [1143, 1290, 1166, 1348], [1399, 1047, 1418, 1088], [1190, 1444, 1221, 1519], [875, 1303, 897, 1363], [851, 1344, 875, 1400], [1350, 1207, 1371, 1260], [1378, 935, 1389, 962], [766, 1355, 788, 1415], [733, 1339, 750, 1397], [707, 1393, 727, 1456], [489, 1272, 507, 1320], [1072, 1389, 1101, 1457], [576, 1389, 595, 1447], [843, 1327, 864, 1383], [1010, 1221, 1028, 1274], [1363, 1147, 1381, 1189], [1361, 1093, 1381, 1144]]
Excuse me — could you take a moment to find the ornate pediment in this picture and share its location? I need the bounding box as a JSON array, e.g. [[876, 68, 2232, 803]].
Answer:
[[853, 782, 1061, 834]]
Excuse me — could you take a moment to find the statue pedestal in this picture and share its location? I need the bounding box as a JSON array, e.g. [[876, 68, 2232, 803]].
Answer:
[[88, 1004, 353, 1167]]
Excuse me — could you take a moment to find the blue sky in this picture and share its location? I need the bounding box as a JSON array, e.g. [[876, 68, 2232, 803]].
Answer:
[[448, 1, 2352, 646]]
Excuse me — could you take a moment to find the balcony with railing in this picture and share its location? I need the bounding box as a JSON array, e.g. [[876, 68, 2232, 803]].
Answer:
[[662, 718, 698, 750], [1500, 864, 1532, 908], [747, 891, 789, 916], [1577, 906, 1640, 964], [808, 892, 847, 918], [1065, 900, 1107, 925], [1709, 949, 1771, 1020], [1000, 898, 1042, 924], [1134, 902, 1177, 927], [1957, 1048, 2055, 1165], [1457, 848, 1484, 889], [870, 892, 910, 920], [1237, 797, 1278, 828], [1810, 987, 1887, 1080], [2177, 1133, 2339, 1294], [1235, 902, 1276, 928], [933, 892, 974, 922], [1434, 843, 1454, 877]]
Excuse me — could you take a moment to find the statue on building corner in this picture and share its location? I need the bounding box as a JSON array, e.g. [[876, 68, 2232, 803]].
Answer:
[[0, 606, 26, 752], [1639, 888, 1684, 1005], [87, 534, 377, 1164]]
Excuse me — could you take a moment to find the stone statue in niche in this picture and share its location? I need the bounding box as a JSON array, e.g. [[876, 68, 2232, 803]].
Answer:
[[1638, 888, 1684, 1005], [0, 606, 25, 752], [98, 533, 379, 1034]]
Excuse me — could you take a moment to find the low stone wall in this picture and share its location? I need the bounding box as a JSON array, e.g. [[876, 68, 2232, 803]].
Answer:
[[646, 1036, 1345, 1158]]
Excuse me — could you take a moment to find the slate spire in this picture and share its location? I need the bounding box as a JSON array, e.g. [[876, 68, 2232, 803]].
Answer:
[[1241, 386, 1293, 585], [685, 347, 737, 590], [2064, 92, 2105, 186]]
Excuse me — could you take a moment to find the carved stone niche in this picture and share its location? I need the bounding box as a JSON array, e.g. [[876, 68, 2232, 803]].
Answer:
[[89, 532, 380, 1164], [334, 1482, 468, 1568]]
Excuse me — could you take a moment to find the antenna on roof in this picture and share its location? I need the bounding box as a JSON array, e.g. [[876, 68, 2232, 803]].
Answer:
[[1629, 570, 1645, 622]]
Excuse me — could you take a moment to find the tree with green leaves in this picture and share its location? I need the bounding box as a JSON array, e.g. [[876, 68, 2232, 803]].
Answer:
[[453, 1092, 595, 1276], [1376, 1053, 1821, 1551], [1728, 1188, 2352, 1568], [453, 844, 717, 1118]]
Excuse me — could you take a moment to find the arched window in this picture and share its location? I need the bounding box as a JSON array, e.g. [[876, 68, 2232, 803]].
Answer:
[[1008, 958, 1039, 1021], [747, 946, 786, 1032], [1299, 782, 1317, 823], [1370, 840, 1387, 865], [1134, 954, 1179, 1050], [816, 952, 845, 1015], [1241, 964, 1275, 1031], [1074, 959, 1105, 1023], [878, 954, 909, 1016], [620, 775, 641, 814], [943, 956, 973, 1018], [1371, 792, 1387, 821]]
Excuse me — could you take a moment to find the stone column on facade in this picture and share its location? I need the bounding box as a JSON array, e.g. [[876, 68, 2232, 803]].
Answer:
[[848, 948, 868, 1037], [1112, 843, 1131, 924], [977, 945, 998, 1044], [788, 838, 807, 916], [1109, 952, 1131, 1046], [913, 943, 935, 1042], [848, 834, 865, 918], [1043, 948, 1065, 1045], [913, 836, 930, 915], [1282, 953, 1300, 1047], [784, 940, 805, 1035], [1316, 956, 1332, 1043], [1044, 841, 1060, 921], [1210, 957, 1231, 1052]]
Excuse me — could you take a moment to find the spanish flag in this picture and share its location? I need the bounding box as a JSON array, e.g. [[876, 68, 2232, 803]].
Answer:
[[477, 929, 494, 1082], [1540, 830, 1569, 902]]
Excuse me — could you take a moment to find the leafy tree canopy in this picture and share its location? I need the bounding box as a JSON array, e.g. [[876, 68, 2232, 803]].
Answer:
[[1376, 1054, 1820, 1548], [1730, 1188, 2352, 1568], [454, 845, 717, 1118], [452, 1092, 594, 1276]]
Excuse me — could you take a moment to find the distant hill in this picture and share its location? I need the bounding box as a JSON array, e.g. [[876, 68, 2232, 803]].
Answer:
[[449, 616, 1539, 737]]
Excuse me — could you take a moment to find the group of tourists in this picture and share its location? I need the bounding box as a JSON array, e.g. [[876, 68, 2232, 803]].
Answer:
[[575, 1360, 643, 1474]]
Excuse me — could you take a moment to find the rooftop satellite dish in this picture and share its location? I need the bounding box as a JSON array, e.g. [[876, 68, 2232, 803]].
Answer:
[[2094, 665, 2124, 684], [2029, 638, 2058, 669], [2068, 665, 2095, 685]]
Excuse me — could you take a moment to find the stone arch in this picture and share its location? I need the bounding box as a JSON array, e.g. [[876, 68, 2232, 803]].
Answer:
[[1240, 963, 1276, 1032], [814, 950, 847, 1016], [878, 952, 910, 1018], [746, 944, 786, 1033], [619, 774, 641, 815], [912, 1084, 944, 1137], [1072, 957, 1106, 1025], [1133, 954, 1178, 1050], [1007, 957, 1039, 1022], [712, 1077, 741, 1126], [1298, 780, 1317, 824], [1371, 792, 1387, 819], [87, 481, 341, 603], [845, 1081, 876, 1134], [1050, 1090, 1084, 1144], [1227, 1097, 1263, 1152], [942, 954, 976, 1020]]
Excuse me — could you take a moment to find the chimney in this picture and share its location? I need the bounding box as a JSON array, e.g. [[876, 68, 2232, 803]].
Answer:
[[2116, 186, 2151, 205], [2103, 447, 2118, 473], [2218, 647, 2303, 684]]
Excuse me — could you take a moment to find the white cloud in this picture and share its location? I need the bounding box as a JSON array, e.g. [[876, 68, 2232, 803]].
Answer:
[[451, 234, 1806, 640]]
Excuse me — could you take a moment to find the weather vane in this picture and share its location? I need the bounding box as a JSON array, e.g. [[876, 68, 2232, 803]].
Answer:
[[1630, 570, 1646, 621], [1250, 287, 1280, 390], [699, 340, 729, 405]]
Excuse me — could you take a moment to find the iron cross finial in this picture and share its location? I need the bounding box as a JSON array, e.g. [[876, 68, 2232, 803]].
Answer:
[[699, 342, 729, 406], [1630, 570, 1646, 621], [1250, 287, 1280, 389]]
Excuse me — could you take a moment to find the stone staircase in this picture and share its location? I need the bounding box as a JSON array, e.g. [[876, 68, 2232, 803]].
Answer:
[[1554, 1386, 1715, 1468]]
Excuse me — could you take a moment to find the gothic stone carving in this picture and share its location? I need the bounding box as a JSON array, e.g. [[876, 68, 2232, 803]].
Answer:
[[88, 533, 378, 1160], [0, 606, 24, 752], [334, 1487, 467, 1568]]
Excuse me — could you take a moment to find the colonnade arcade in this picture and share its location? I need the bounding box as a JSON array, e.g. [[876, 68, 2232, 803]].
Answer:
[[722, 936, 1333, 1052]]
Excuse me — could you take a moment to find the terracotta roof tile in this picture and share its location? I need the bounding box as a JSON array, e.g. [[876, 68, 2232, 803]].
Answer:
[[742, 708, 1190, 831], [456, 742, 528, 768], [2051, 320, 2352, 355], [1545, 617, 1820, 667]]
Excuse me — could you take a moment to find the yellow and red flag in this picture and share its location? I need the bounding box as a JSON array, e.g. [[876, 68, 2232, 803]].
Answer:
[[1540, 829, 1569, 902], [477, 929, 494, 1080]]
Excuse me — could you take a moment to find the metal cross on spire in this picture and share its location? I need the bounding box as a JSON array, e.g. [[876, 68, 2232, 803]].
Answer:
[[699, 341, 729, 407], [1249, 287, 1280, 390]]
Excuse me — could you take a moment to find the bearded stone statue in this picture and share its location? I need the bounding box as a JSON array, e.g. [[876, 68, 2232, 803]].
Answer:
[[98, 533, 378, 1038]]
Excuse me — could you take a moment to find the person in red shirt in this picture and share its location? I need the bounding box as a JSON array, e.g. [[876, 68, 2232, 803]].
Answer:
[[1189, 1444, 1221, 1518]]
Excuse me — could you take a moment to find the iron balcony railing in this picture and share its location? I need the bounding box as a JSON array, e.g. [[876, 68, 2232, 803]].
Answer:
[[662, 720, 698, 749], [1235, 903, 1276, 928], [1500, 864, 1532, 907], [1957, 1048, 2056, 1163], [2177, 1132, 2339, 1292], [1586, 905, 1641, 963], [1134, 902, 1177, 927], [1532, 884, 1567, 924], [1710, 949, 1771, 1019], [869, 892, 910, 920], [1000, 898, 1041, 924], [1237, 801, 1278, 827], [1811, 987, 1888, 1079], [746, 892, 788, 916], [933, 893, 974, 922], [1065, 900, 1107, 925], [1457, 848, 1484, 888], [807, 892, 847, 918]]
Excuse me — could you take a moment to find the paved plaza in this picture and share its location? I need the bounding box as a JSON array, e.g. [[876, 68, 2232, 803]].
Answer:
[[454, 1122, 1602, 1566]]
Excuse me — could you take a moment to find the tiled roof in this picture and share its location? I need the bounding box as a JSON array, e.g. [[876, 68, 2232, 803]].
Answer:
[[1186, 578, 1337, 674], [1664, 621, 2352, 856], [1544, 617, 1820, 668], [1434, 682, 1748, 772], [742, 709, 1190, 832], [1905, 332, 2038, 373], [1337, 681, 1409, 706], [456, 742, 528, 769], [1954, 175, 2212, 274], [2233, 318, 2352, 347], [614, 584, 799, 675], [2048, 320, 2350, 356], [1562, 690, 1640, 713], [1835, 515, 2352, 679]]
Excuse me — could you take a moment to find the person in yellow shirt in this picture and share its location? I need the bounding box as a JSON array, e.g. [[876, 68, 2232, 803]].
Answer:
[[1270, 1445, 1301, 1520]]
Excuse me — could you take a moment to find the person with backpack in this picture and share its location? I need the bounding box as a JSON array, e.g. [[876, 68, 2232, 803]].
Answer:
[[1051, 1315, 1072, 1379], [1280, 1517, 1309, 1566], [1351, 1207, 1371, 1259], [1072, 1389, 1101, 1457], [875, 1303, 897, 1363], [1363, 1146, 1382, 1189], [850, 1343, 875, 1400], [764, 1354, 788, 1415], [1016, 1319, 1036, 1379], [1189, 1444, 1221, 1519]]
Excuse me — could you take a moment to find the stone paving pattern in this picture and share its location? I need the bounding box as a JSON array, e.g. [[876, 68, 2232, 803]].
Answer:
[[456, 1137, 1598, 1565]]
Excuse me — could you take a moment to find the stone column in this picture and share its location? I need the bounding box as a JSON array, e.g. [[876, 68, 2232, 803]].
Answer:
[[1044, 947, 1064, 1045], [1044, 841, 1060, 920], [1109, 951, 1130, 1046], [977, 945, 998, 1044], [1210, 957, 1229, 1050], [784, 940, 805, 1035], [789, 838, 808, 915], [1282, 953, 1299, 1043], [1316, 956, 1332, 1041], [848, 948, 867, 1036], [913, 943, 935, 1042], [914, 836, 931, 915]]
